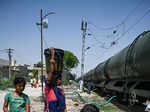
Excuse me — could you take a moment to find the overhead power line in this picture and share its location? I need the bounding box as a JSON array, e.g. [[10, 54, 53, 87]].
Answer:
[[88, 0, 144, 31], [115, 8, 150, 42], [121, 0, 144, 24]]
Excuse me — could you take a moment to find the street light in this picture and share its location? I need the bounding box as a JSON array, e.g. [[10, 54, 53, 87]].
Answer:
[[37, 9, 55, 97]]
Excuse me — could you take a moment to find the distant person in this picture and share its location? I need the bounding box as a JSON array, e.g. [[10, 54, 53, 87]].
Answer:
[[44, 48, 66, 112], [80, 104, 100, 112], [79, 80, 83, 91], [3, 76, 30, 112], [87, 82, 92, 94], [30, 77, 33, 88], [38, 78, 42, 87], [33, 77, 37, 88]]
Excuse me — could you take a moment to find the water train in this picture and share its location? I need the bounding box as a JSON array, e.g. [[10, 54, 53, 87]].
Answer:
[[81, 30, 150, 105]]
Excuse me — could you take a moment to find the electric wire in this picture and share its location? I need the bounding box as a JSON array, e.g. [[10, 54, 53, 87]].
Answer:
[[87, 7, 150, 48], [87, 29, 115, 49], [115, 8, 150, 42], [87, 0, 144, 31]]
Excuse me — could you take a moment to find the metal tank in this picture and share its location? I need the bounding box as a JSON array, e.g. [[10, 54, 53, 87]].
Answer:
[[104, 30, 150, 80], [104, 47, 128, 80], [94, 61, 108, 81], [83, 69, 95, 82], [83, 61, 108, 83]]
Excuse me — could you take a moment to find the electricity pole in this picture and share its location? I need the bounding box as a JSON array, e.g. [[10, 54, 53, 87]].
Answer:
[[81, 20, 87, 88], [6, 48, 14, 79]]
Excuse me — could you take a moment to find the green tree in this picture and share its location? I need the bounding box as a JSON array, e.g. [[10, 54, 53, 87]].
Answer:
[[27, 69, 38, 77], [64, 50, 79, 71], [34, 61, 42, 67], [35, 50, 79, 71]]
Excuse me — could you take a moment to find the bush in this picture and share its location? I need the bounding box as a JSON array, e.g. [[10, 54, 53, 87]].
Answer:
[[0, 76, 14, 90]]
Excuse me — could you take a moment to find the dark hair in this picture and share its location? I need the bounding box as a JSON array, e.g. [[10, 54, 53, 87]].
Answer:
[[50, 75, 62, 86], [80, 104, 99, 112], [13, 76, 26, 86]]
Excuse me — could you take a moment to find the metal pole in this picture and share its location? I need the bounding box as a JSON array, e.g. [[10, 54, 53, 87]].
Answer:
[[81, 20, 87, 90], [40, 9, 44, 97], [38, 9, 55, 98]]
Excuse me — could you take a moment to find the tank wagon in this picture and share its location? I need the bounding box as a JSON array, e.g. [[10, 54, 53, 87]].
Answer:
[[82, 30, 150, 105]]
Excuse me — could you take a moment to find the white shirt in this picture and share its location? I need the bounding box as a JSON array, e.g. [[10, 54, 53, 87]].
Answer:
[[30, 79, 33, 83], [80, 80, 83, 85]]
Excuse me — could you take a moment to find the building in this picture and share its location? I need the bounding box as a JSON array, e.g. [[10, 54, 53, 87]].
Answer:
[[0, 58, 28, 79]]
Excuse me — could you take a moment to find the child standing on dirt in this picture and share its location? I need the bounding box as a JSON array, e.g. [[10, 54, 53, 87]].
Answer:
[[3, 76, 30, 112], [44, 47, 66, 112]]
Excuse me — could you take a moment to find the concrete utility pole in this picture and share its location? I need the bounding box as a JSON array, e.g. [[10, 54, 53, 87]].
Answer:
[[6, 48, 14, 79], [81, 20, 87, 87]]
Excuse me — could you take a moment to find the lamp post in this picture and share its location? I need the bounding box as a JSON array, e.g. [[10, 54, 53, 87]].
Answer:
[[37, 9, 55, 97]]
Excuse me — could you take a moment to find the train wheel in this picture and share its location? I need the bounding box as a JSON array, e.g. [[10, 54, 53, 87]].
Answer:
[[129, 90, 136, 105]]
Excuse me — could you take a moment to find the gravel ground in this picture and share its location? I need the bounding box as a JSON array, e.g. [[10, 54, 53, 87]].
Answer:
[[24, 85, 44, 112], [0, 84, 126, 112]]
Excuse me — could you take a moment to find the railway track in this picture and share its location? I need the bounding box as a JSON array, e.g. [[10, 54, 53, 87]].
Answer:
[[95, 88, 146, 112], [111, 98, 146, 112]]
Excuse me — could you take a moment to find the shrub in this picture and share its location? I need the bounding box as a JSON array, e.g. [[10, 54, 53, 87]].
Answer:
[[0, 76, 14, 90]]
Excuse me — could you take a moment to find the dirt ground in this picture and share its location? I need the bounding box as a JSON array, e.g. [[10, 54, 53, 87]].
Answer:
[[0, 84, 126, 112]]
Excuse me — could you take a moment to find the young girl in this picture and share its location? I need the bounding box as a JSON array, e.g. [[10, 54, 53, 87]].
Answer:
[[44, 47, 66, 112], [3, 76, 30, 112], [44, 76, 66, 112]]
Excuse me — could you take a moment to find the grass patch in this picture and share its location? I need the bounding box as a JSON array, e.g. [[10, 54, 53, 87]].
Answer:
[[87, 94, 121, 112], [99, 105, 119, 111]]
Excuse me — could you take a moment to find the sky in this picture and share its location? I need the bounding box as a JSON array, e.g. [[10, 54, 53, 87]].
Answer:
[[0, 0, 150, 77]]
